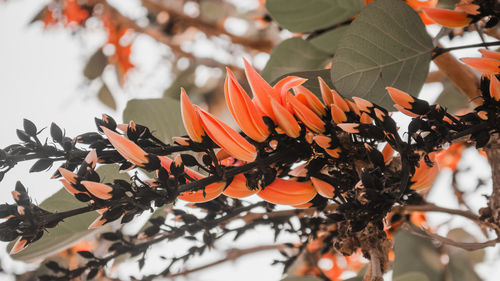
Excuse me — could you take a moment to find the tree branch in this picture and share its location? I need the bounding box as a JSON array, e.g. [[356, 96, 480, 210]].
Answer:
[[433, 43, 482, 106]]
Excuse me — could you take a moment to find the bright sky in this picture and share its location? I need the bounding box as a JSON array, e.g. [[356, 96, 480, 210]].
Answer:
[[0, 1, 499, 281]]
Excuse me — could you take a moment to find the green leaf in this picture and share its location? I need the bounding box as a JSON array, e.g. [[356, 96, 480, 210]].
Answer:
[[435, 79, 468, 113], [266, 0, 363, 33], [96, 164, 131, 182], [394, 272, 431, 281], [163, 65, 197, 99], [331, 0, 433, 109], [446, 228, 485, 265], [392, 231, 444, 281], [83, 49, 107, 80], [122, 97, 186, 144], [309, 26, 350, 55], [272, 69, 332, 98], [447, 253, 483, 281], [262, 38, 331, 82], [97, 83, 117, 110], [280, 277, 323, 281], [8, 189, 99, 262]]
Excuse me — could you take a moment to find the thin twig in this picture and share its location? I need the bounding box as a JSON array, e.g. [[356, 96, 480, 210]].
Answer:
[[168, 244, 285, 278], [406, 224, 499, 251]]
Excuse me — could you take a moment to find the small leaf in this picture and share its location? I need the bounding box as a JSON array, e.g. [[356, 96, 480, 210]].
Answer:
[[97, 83, 116, 110], [266, 0, 363, 33], [77, 250, 94, 259], [16, 129, 31, 142], [84, 49, 107, 80], [331, 0, 433, 108], [262, 38, 331, 82], [23, 119, 37, 137], [29, 158, 54, 173], [309, 25, 350, 54], [50, 123, 63, 143], [123, 97, 186, 144]]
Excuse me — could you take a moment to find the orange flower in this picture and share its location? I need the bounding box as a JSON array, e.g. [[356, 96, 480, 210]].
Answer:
[[196, 107, 257, 162], [257, 178, 317, 205], [180, 88, 205, 143], [225, 68, 270, 142], [460, 57, 500, 76], [420, 7, 471, 28]]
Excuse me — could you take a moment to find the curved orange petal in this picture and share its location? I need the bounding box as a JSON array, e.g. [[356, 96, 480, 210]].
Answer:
[[271, 98, 301, 138], [479, 49, 500, 60], [197, 107, 257, 162], [178, 182, 225, 202], [460, 57, 500, 75], [490, 75, 500, 101], [243, 58, 277, 121], [59, 167, 79, 185], [257, 178, 317, 205], [60, 179, 83, 195], [311, 177, 335, 198], [318, 77, 333, 105], [225, 68, 269, 142], [274, 76, 308, 105], [10, 238, 28, 255], [180, 88, 205, 143], [331, 104, 347, 124], [293, 85, 326, 117], [101, 126, 148, 167], [80, 181, 113, 200], [287, 92, 325, 133], [420, 7, 471, 28], [222, 174, 259, 198]]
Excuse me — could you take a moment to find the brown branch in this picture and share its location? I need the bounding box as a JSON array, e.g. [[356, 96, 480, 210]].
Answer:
[[406, 224, 499, 251], [425, 70, 446, 83], [141, 0, 274, 52], [92, 0, 243, 71], [433, 44, 482, 106], [168, 244, 285, 278], [366, 250, 383, 281], [400, 203, 480, 222], [484, 138, 500, 236]]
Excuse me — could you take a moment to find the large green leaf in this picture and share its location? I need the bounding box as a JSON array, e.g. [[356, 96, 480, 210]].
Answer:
[[447, 253, 483, 281], [392, 231, 444, 281], [272, 69, 332, 98], [9, 189, 99, 262], [262, 38, 331, 82], [435, 79, 468, 113], [266, 0, 363, 33], [331, 0, 433, 108], [309, 26, 350, 55], [122, 97, 186, 144]]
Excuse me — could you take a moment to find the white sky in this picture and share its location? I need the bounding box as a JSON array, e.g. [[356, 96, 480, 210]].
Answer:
[[0, 1, 499, 281]]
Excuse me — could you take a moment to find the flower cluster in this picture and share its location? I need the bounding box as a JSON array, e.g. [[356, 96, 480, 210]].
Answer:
[[1, 50, 500, 278]]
